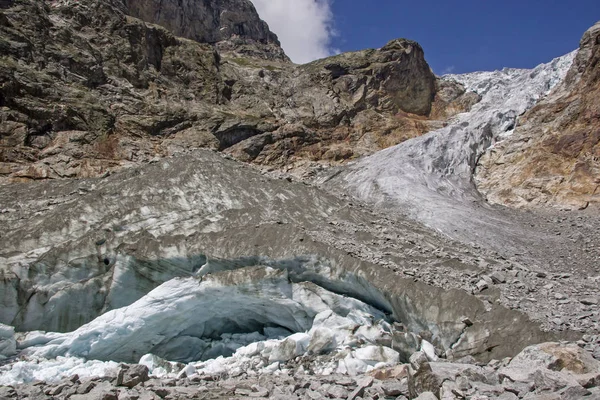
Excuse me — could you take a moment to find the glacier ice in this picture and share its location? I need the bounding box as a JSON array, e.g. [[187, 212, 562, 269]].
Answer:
[[0, 323, 16, 359], [327, 52, 577, 251], [0, 264, 411, 384], [24, 266, 389, 364], [0, 356, 119, 385]]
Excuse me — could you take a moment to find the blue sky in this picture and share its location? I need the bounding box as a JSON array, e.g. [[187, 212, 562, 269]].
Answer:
[[327, 1, 600, 74]]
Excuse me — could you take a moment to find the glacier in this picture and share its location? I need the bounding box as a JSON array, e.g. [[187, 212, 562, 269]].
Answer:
[[0, 50, 582, 388], [25, 266, 390, 363], [325, 52, 577, 252], [0, 253, 558, 385], [1, 266, 405, 384]]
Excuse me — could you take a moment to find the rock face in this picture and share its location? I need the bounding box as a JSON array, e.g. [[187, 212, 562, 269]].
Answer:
[[0, 0, 473, 181], [122, 0, 279, 45], [475, 21, 600, 210], [121, 0, 287, 60]]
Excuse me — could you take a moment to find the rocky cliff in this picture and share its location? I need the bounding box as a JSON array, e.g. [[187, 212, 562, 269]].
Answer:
[[0, 0, 475, 181], [121, 0, 287, 60], [475, 21, 600, 210], [2, 4, 600, 398]]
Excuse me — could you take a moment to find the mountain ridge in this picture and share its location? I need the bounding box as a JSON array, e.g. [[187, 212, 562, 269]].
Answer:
[[0, 0, 477, 183]]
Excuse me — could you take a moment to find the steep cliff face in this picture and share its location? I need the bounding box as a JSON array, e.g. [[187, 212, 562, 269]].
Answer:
[[475, 21, 600, 210], [123, 0, 278, 44], [0, 0, 475, 181], [121, 0, 287, 60]]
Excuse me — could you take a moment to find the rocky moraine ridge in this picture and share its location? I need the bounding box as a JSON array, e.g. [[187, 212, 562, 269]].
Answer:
[[1, 0, 600, 399]]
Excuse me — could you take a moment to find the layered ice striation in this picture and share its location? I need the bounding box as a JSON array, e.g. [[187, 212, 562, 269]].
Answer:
[[1, 253, 559, 384], [24, 266, 394, 364], [326, 52, 576, 250], [0, 265, 411, 383]]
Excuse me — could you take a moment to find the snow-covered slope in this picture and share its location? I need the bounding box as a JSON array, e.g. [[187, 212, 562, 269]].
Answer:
[[325, 52, 576, 250]]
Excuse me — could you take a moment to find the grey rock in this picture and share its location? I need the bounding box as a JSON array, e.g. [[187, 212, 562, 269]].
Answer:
[[490, 271, 507, 284], [558, 385, 591, 400], [348, 376, 373, 400], [381, 379, 409, 397], [414, 392, 438, 400], [580, 298, 599, 306], [496, 393, 519, 400], [117, 365, 150, 389], [410, 351, 430, 370], [475, 279, 489, 292], [0, 386, 16, 398], [326, 384, 348, 399], [77, 379, 97, 394]]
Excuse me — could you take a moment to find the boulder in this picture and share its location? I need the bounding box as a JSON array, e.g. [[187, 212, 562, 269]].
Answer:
[[117, 364, 150, 388]]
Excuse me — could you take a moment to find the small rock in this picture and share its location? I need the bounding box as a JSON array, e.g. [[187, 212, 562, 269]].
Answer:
[[554, 293, 567, 300], [490, 271, 507, 284], [117, 364, 150, 389], [348, 376, 373, 400], [326, 384, 348, 399], [251, 384, 270, 397], [581, 298, 599, 306], [415, 392, 438, 400], [77, 379, 97, 394], [381, 379, 409, 397], [47, 383, 70, 396], [475, 279, 489, 292], [368, 364, 409, 380], [0, 387, 16, 399], [235, 388, 253, 396]]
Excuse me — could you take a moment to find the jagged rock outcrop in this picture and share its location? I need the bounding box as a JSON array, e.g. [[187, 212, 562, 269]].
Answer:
[[122, 0, 278, 45], [121, 0, 287, 60], [0, 0, 475, 181], [475, 21, 600, 210]]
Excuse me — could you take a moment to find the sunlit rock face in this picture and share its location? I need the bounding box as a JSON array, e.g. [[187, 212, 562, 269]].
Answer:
[[475, 21, 600, 210], [122, 0, 280, 45], [0, 0, 476, 182]]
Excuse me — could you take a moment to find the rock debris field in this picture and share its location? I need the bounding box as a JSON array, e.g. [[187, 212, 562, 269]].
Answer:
[[0, 0, 599, 399]]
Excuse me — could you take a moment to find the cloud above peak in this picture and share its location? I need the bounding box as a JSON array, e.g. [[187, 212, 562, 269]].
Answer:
[[250, 0, 336, 64]]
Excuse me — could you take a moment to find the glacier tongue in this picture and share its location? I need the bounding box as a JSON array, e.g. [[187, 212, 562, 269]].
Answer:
[[326, 52, 576, 251]]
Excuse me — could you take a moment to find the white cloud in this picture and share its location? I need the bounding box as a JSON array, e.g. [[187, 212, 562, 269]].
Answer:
[[250, 0, 336, 64]]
